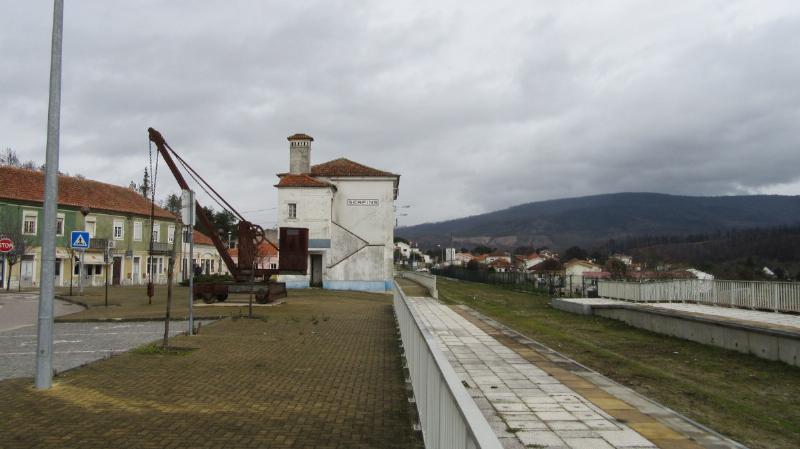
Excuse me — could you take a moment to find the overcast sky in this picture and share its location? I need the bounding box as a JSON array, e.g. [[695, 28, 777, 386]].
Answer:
[[3, 1, 800, 227]]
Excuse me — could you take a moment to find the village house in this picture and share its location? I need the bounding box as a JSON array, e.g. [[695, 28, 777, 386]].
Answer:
[[453, 252, 475, 266], [276, 133, 399, 291], [0, 166, 181, 288], [564, 259, 603, 279], [229, 240, 279, 273], [488, 258, 512, 272], [178, 229, 232, 282]]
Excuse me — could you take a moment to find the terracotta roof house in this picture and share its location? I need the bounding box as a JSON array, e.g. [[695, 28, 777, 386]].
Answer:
[[0, 166, 179, 289]]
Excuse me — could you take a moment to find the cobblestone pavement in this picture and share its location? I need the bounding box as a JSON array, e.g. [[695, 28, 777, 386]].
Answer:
[[563, 298, 800, 331], [0, 321, 204, 380], [409, 296, 659, 449], [0, 293, 414, 449]]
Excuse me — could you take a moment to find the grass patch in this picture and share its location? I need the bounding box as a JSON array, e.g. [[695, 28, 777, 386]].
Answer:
[[435, 277, 800, 449], [131, 343, 196, 356]]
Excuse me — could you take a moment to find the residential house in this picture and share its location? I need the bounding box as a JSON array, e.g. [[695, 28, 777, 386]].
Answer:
[[484, 251, 511, 265], [488, 258, 512, 272], [179, 229, 231, 281], [564, 259, 603, 279], [229, 240, 279, 273], [0, 166, 180, 289], [453, 252, 475, 266], [610, 253, 633, 266]]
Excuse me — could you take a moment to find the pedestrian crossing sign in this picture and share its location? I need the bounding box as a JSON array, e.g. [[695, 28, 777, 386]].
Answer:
[[70, 231, 90, 249]]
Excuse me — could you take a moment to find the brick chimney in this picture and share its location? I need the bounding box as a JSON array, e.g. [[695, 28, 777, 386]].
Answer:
[[287, 133, 313, 174]]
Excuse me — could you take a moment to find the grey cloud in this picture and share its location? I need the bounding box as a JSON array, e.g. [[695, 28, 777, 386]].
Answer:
[[2, 1, 800, 226]]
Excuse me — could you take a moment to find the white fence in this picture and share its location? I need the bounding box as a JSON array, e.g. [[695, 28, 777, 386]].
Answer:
[[393, 281, 502, 449], [401, 271, 438, 298], [598, 279, 800, 313]]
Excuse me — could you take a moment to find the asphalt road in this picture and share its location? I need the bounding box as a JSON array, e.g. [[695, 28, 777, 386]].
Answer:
[[0, 320, 200, 380], [0, 293, 206, 380], [0, 292, 84, 332]]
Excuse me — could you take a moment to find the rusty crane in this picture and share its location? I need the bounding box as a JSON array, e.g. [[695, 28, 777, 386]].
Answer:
[[147, 127, 308, 303]]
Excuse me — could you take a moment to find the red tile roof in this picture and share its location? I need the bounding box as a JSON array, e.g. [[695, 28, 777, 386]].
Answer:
[[193, 230, 214, 246], [229, 241, 278, 258], [287, 133, 314, 141], [0, 166, 175, 219], [310, 158, 397, 178], [275, 173, 335, 188]]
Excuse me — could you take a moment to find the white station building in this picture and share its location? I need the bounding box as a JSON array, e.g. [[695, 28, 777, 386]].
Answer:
[[276, 133, 400, 291]]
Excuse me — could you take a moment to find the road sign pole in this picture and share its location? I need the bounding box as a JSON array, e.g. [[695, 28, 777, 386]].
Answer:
[[35, 0, 64, 390], [79, 250, 84, 295], [104, 262, 108, 307]]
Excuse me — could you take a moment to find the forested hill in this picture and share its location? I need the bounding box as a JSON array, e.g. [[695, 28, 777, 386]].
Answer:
[[397, 193, 800, 250]]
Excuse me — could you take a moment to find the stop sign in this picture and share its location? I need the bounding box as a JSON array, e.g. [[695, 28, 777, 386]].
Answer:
[[0, 238, 13, 253]]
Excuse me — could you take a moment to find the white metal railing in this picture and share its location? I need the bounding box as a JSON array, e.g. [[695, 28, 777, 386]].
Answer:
[[401, 271, 438, 298], [598, 279, 800, 313], [393, 281, 502, 449]]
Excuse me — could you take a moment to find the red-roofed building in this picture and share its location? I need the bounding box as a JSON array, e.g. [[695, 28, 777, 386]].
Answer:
[[0, 166, 180, 288], [275, 134, 400, 291]]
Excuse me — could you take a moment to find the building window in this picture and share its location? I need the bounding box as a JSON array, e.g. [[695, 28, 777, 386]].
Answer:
[[22, 211, 37, 235], [113, 220, 124, 240], [152, 224, 160, 242], [270, 263, 277, 269], [56, 214, 64, 236], [133, 221, 143, 241], [54, 260, 61, 276], [157, 257, 164, 274], [288, 203, 297, 219], [167, 225, 175, 244], [85, 218, 96, 237]]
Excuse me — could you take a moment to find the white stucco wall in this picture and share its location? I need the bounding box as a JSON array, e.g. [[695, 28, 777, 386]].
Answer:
[[276, 177, 396, 290]]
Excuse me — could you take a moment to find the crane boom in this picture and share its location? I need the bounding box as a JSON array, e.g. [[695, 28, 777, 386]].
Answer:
[[148, 127, 245, 280]]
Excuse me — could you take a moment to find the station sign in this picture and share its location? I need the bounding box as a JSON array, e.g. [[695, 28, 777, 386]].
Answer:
[[0, 238, 13, 253], [347, 199, 379, 207]]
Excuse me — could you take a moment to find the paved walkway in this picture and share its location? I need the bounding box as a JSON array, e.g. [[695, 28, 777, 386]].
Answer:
[[563, 298, 800, 332], [0, 292, 415, 449], [398, 280, 743, 449], [410, 296, 659, 449]]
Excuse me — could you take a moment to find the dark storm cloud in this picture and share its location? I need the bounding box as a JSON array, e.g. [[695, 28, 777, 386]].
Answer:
[[2, 1, 800, 226]]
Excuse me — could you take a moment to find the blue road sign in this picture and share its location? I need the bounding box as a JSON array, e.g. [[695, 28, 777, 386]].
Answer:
[[70, 231, 90, 249]]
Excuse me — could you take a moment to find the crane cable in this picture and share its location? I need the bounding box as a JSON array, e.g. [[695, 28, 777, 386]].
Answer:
[[163, 144, 245, 222]]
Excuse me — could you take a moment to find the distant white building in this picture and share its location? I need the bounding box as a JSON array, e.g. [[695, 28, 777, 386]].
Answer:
[[611, 253, 633, 266], [686, 268, 714, 280], [395, 241, 411, 258], [276, 133, 400, 291], [564, 259, 602, 278]]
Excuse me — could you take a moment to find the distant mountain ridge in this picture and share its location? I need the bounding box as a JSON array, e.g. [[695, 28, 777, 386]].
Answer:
[[397, 193, 800, 251]]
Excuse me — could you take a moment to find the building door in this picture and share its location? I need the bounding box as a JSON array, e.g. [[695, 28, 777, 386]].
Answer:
[[133, 257, 140, 284], [20, 255, 35, 288], [112, 257, 122, 285], [310, 254, 323, 287]]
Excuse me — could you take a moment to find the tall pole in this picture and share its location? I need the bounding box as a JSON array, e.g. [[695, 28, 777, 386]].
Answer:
[[186, 190, 195, 335], [35, 0, 64, 390]]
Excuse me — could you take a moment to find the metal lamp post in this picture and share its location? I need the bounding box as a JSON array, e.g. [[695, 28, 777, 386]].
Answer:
[[35, 0, 64, 390]]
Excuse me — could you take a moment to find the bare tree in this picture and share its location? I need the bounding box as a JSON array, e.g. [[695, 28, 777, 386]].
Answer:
[[0, 211, 35, 290], [0, 148, 20, 166]]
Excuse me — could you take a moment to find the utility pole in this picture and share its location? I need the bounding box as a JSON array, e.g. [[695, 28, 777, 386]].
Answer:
[[182, 189, 195, 335], [35, 0, 64, 390]]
